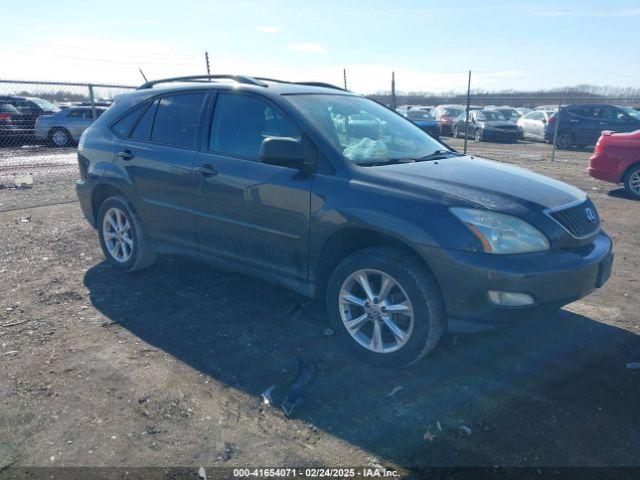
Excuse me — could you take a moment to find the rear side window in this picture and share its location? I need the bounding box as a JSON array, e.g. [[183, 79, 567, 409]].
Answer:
[[131, 100, 159, 141], [112, 104, 145, 137], [150, 92, 206, 148], [67, 109, 84, 118], [210, 93, 301, 159]]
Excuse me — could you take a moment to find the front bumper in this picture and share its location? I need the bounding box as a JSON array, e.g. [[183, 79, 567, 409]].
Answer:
[[421, 232, 613, 325]]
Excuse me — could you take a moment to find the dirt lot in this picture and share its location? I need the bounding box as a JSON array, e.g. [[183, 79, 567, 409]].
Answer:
[[0, 141, 639, 475]]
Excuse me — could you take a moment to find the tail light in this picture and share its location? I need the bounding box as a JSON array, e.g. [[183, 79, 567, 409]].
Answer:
[[439, 116, 452, 123], [547, 115, 555, 126], [0, 113, 12, 121]]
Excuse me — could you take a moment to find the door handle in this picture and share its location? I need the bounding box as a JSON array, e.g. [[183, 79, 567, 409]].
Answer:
[[195, 164, 218, 177], [117, 150, 134, 161]]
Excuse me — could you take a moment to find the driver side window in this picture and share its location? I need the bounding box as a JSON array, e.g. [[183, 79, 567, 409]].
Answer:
[[210, 94, 301, 160]]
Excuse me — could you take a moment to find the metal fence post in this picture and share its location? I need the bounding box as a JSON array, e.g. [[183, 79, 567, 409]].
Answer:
[[391, 71, 396, 110], [550, 98, 562, 161], [463, 70, 471, 155], [88, 84, 97, 120]]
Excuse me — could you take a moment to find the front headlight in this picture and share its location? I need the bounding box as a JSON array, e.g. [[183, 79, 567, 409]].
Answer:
[[451, 208, 550, 254]]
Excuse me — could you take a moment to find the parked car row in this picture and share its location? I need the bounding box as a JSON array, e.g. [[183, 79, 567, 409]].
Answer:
[[0, 95, 109, 147], [397, 102, 640, 149]]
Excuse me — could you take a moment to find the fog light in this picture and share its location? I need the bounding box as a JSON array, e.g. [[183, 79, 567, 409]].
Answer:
[[488, 290, 535, 307]]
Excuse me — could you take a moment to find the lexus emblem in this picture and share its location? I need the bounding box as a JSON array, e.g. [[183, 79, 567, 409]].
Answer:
[[585, 207, 597, 223]]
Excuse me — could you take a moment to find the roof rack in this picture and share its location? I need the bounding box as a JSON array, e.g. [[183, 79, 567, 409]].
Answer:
[[138, 75, 267, 90], [254, 77, 346, 91]]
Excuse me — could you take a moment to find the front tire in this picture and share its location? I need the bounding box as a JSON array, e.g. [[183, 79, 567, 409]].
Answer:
[[327, 247, 445, 367], [452, 125, 459, 138], [97, 196, 157, 272], [474, 128, 484, 142], [624, 164, 640, 199]]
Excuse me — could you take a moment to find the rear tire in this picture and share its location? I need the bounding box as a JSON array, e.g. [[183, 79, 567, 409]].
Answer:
[[452, 125, 459, 138], [97, 196, 157, 272], [555, 130, 574, 149], [623, 164, 640, 199], [326, 247, 446, 367], [474, 128, 484, 142], [49, 127, 72, 148]]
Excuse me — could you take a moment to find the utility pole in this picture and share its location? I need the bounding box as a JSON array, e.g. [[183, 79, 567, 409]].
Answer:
[[205, 51, 211, 80], [343, 68, 348, 90], [463, 70, 472, 155], [391, 71, 396, 110]]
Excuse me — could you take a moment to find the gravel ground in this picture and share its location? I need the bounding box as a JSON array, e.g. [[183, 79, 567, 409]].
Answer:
[[0, 142, 639, 474]]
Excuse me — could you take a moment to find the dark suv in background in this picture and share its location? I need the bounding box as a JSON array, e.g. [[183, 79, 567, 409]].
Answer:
[[76, 75, 613, 367], [545, 104, 640, 149]]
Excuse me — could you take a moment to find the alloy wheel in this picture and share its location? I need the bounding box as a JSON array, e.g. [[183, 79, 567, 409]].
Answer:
[[338, 269, 414, 354], [102, 207, 134, 263], [51, 130, 70, 147]]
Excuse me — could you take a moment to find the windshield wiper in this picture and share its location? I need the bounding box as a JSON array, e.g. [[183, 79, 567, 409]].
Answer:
[[354, 158, 417, 167], [418, 149, 462, 161]]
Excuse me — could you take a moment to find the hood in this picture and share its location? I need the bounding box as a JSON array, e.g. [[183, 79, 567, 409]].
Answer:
[[369, 156, 584, 210], [413, 119, 438, 127]]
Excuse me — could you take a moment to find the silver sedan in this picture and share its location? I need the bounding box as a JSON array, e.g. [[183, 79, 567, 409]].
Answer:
[[35, 106, 106, 147]]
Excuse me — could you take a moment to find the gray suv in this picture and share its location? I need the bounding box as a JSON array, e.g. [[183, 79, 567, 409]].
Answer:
[[76, 75, 613, 367]]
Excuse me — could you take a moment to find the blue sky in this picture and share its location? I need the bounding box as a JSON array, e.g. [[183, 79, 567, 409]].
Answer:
[[2, 0, 639, 93]]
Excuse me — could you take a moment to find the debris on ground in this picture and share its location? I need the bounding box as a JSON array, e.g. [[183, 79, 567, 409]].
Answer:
[[280, 357, 317, 417], [260, 385, 275, 406], [20, 215, 31, 223], [198, 466, 207, 479], [422, 430, 435, 442], [285, 301, 308, 322], [627, 362, 640, 370], [0, 174, 34, 189], [323, 327, 335, 336], [436, 421, 443, 432], [0, 442, 17, 471], [1, 320, 29, 328], [387, 386, 403, 398], [458, 425, 473, 437]]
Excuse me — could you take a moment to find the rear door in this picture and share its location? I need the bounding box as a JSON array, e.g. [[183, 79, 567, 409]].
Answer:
[[193, 91, 313, 280], [112, 90, 208, 249]]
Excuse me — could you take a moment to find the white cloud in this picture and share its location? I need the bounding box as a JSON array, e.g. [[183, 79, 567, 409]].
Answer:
[[533, 9, 640, 17], [255, 25, 279, 33], [288, 43, 330, 54]]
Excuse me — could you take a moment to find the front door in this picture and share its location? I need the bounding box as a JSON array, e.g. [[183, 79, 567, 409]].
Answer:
[[193, 91, 313, 280]]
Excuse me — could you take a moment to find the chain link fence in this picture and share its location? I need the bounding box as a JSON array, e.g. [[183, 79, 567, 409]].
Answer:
[[379, 74, 640, 166], [0, 80, 135, 152]]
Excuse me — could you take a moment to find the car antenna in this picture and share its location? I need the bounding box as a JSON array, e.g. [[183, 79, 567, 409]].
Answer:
[[138, 68, 148, 83]]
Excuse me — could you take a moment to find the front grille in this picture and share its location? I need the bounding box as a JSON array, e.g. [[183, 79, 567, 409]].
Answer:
[[547, 198, 600, 239]]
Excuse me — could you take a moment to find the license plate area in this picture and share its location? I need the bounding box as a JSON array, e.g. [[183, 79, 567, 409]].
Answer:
[[596, 253, 613, 288]]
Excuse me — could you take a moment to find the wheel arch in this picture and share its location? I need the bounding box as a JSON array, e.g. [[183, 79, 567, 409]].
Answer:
[[314, 227, 440, 298], [621, 160, 640, 183], [91, 184, 132, 223]]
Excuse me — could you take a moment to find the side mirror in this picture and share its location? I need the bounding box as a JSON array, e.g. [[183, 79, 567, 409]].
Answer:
[[260, 137, 308, 169], [542, 118, 547, 124]]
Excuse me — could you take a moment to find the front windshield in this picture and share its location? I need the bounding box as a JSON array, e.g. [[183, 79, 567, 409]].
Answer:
[[443, 107, 463, 116], [477, 110, 506, 121], [497, 109, 519, 120], [30, 98, 60, 112], [287, 94, 446, 164], [620, 107, 640, 121], [407, 110, 434, 120]]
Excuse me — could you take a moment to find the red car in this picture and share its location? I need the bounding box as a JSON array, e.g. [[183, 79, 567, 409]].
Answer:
[[589, 129, 640, 199]]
